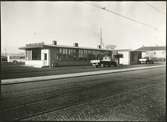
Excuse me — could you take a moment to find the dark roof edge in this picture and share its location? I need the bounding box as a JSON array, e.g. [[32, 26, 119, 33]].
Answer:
[[135, 46, 166, 51], [19, 44, 117, 51]]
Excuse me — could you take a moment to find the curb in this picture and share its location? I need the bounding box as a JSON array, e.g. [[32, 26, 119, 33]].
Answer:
[[1, 65, 165, 85]]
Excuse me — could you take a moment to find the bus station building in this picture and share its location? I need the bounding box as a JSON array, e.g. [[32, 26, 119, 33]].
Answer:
[[20, 41, 144, 68], [20, 41, 118, 68]]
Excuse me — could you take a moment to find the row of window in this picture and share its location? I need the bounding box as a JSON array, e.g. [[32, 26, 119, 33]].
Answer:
[[55, 54, 99, 61], [59, 48, 76, 55], [58, 48, 112, 57], [54, 48, 112, 61], [25, 48, 113, 61]]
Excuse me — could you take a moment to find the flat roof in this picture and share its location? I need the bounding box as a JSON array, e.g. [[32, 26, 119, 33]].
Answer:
[[117, 49, 132, 52], [19, 44, 116, 51], [135, 46, 166, 51]]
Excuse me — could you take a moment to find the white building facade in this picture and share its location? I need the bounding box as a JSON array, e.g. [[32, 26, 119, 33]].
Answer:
[[117, 49, 142, 65], [136, 46, 166, 61], [118, 50, 131, 65]]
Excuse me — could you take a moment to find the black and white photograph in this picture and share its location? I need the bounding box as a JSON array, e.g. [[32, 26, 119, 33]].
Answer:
[[1, 1, 166, 121]]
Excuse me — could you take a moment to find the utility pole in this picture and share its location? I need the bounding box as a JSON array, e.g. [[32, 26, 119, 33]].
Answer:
[[99, 26, 104, 49], [4, 48, 7, 56], [100, 26, 102, 48]]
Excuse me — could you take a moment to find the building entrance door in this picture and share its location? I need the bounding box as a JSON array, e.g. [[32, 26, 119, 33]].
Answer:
[[41, 49, 50, 67], [43, 53, 47, 66]]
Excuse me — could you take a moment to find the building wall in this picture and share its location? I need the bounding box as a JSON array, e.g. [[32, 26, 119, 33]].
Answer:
[[155, 50, 166, 58], [26, 50, 32, 60], [142, 50, 166, 58], [24, 46, 115, 67], [112, 50, 119, 64], [130, 51, 141, 65], [50, 48, 59, 66], [118, 51, 130, 65], [49, 47, 91, 66], [25, 60, 43, 68], [49, 47, 114, 67]]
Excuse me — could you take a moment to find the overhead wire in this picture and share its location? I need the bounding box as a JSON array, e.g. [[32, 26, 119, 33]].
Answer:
[[86, 3, 160, 31], [145, 3, 165, 15]]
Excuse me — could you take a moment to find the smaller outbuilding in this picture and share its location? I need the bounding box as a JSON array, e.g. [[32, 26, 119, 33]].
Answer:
[[135, 46, 166, 62], [117, 49, 142, 65]]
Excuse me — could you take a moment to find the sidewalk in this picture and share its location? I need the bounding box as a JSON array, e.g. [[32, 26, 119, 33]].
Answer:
[[1, 65, 165, 85]]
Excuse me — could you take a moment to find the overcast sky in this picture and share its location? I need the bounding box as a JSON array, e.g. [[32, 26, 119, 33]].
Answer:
[[1, 1, 166, 53]]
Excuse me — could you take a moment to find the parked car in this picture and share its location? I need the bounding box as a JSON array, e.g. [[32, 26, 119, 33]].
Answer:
[[90, 56, 117, 68], [139, 57, 154, 64]]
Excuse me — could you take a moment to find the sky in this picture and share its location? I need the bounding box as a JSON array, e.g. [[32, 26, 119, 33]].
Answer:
[[1, 1, 166, 54]]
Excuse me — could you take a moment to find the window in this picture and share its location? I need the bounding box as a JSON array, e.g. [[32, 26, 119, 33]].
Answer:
[[67, 49, 70, 55], [85, 50, 87, 56], [70, 49, 72, 55], [65, 48, 68, 54], [68, 49, 71, 55], [32, 49, 41, 60], [59, 48, 62, 54], [26, 50, 32, 60], [79, 49, 84, 57], [63, 48, 66, 54]]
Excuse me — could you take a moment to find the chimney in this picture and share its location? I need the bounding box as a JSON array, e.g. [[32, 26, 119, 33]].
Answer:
[[74, 42, 79, 47], [52, 40, 57, 45], [98, 45, 102, 49]]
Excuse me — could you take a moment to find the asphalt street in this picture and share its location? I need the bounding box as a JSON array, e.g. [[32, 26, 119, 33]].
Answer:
[[0, 66, 166, 121]]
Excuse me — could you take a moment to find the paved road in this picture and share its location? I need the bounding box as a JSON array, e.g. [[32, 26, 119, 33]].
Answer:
[[0, 66, 166, 121]]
